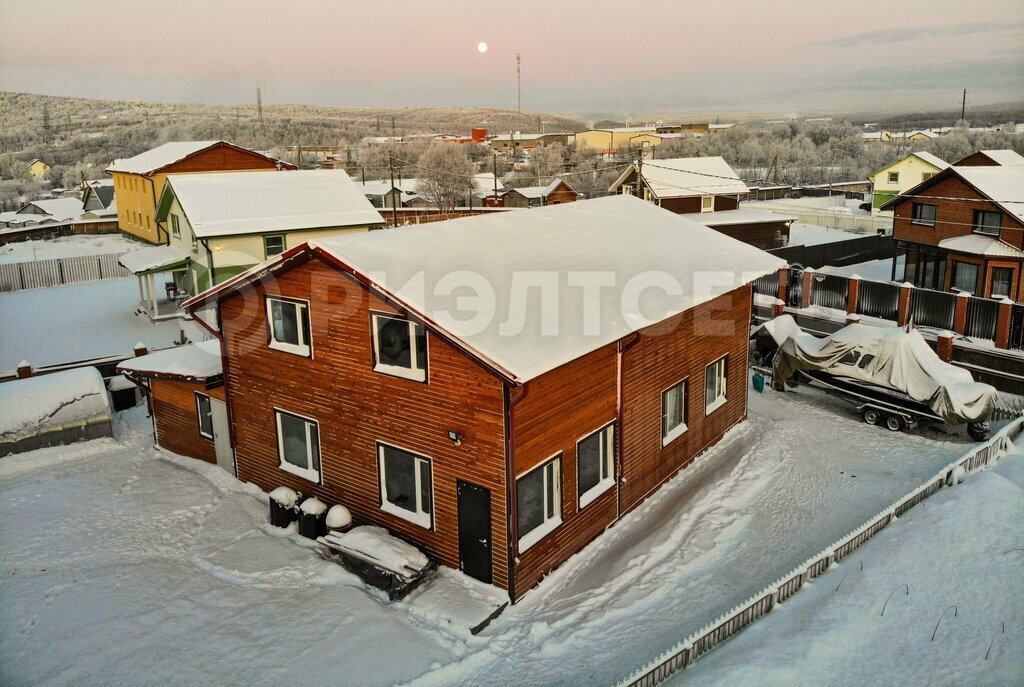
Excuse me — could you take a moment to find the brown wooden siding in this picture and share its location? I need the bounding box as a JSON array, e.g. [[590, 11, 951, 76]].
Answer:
[[545, 183, 579, 205], [160, 143, 289, 175], [707, 220, 790, 250], [659, 194, 739, 214], [219, 259, 510, 589], [150, 378, 225, 463]]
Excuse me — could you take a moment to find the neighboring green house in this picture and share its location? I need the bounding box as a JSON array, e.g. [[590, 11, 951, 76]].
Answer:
[[869, 151, 948, 209], [119, 169, 384, 319]]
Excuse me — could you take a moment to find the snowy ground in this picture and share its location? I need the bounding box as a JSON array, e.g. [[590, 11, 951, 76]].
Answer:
[[788, 223, 862, 247], [2, 381, 1005, 686], [674, 445, 1024, 687], [819, 255, 902, 282], [0, 278, 185, 370], [0, 235, 142, 264]]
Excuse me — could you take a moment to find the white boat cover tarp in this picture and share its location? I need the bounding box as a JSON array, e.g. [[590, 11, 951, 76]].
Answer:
[[765, 315, 996, 424]]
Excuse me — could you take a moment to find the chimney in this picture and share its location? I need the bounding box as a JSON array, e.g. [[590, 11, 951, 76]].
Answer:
[[16, 361, 32, 379], [134, 342, 148, 357]]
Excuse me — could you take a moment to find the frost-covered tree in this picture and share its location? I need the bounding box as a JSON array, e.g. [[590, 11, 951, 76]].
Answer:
[[415, 143, 475, 213]]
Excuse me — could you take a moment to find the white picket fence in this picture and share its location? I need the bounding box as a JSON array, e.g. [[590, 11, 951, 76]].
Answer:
[[619, 416, 1024, 687], [0, 252, 132, 292]]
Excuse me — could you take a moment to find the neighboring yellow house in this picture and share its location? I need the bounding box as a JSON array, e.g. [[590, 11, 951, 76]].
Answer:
[[869, 151, 949, 209], [106, 140, 296, 244], [28, 159, 51, 179], [118, 170, 385, 319], [575, 127, 661, 153]]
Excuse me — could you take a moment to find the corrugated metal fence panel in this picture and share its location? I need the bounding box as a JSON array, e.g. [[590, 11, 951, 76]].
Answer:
[[0, 252, 131, 292], [964, 297, 999, 342], [752, 273, 779, 298], [909, 288, 955, 330], [856, 280, 899, 321], [810, 273, 848, 311]]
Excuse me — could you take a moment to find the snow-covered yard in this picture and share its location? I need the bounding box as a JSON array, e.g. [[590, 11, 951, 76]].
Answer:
[[819, 255, 902, 282], [0, 235, 142, 264], [788, 223, 863, 247], [0, 278, 188, 370], [0, 385, 1014, 686]]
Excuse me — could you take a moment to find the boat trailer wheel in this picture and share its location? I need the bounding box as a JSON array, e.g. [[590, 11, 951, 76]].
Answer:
[[862, 408, 880, 425], [884, 414, 904, 432]]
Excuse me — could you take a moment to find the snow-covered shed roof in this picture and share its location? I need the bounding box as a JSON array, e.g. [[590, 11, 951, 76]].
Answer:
[[118, 339, 222, 381], [504, 178, 573, 199], [681, 208, 798, 227], [18, 197, 85, 221], [0, 367, 110, 442], [119, 245, 190, 274], [953, 166, 1024, 225], [159, 170, 385, 238], [106, 141, 222, 175], [938, 235, 1024, 258], [969, 150, 1024, 166], [186, 195, 784, 384], [611, 157, 749, 199]]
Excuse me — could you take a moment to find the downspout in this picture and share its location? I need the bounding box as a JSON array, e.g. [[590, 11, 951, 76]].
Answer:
[[200, 238, 215, 287], [215, 301, 239, 479], [615, 333, 640, 520], [505, 382, 529, 603]]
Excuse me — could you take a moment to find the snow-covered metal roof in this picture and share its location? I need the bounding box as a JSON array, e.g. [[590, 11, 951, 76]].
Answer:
[[612, 157, 749, 199], [912, 151, 949, 170], [938, 235, 1024, 258], [301, 195, 783, 383], [118, 245, 190, 274], [681, 208, 797, 227], [954, 166, 1024, 225], [117, 339, 222, 381], [163, 170, 385, 238], [973, 149, 1024, 166], [106, 141, 222, 175], [504, 178, 572, 199], [18, 197, 84, 221]]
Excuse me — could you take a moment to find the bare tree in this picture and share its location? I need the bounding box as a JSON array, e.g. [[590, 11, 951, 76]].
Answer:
[[415, 143, 475, 213]]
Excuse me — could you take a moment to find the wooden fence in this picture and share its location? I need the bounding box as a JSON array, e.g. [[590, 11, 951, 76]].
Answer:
[[0, 252, 132, 291], [619, 417, 1023, 687]]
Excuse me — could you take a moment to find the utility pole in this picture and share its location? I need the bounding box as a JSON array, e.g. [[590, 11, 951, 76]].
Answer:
[[257, 86, 264, 124], [634, 157, 643, 198], [388, 150, 398, 228], [516, 53, 521, 114], [960, 89, 967, 125], [492, 153, 498, 204]]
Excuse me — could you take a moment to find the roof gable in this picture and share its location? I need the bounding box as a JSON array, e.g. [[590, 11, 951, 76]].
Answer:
[[869, 151, 949, 179], [106, 141, 292, 176], [611, 157, 748, 199]]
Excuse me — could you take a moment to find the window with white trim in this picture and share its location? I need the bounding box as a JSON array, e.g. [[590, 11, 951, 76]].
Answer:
[[275, 410, 320, 482], [378, 444, 433, 529], [888, 171, 899, 184], [662, 380, 688, 446], [264, 235, 285, 257], [267, 297, 311, 357], [705, 357, 727, 415], [372, 313, 427, 382], [195, 393, 213, 439], [517, 456, 561, 552], [701, 195, 714, 212], [577, 423, 615, 508]]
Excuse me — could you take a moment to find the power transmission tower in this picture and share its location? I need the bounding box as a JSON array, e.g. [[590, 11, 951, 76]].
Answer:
[[41, 104, 53, 143], [516, 53, 521, 114], [257, 87, 264, 124]]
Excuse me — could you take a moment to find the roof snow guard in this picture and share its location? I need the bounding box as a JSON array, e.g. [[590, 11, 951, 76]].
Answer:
[[184, 195, 785, 384]]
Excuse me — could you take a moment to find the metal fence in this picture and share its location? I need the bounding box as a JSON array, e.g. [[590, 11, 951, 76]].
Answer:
[[0, 252, 132, 292], [909, 287, 956, 330], [620, 418, 1024, 687], [752, 273, 779, 299], [787, 268, 802, 307], [856, 280, 900, 321], [1010, 304, 1024, 351], [768, 234, 896, 270], [810, 273, 848, 311], [965, 297, 999, 341]]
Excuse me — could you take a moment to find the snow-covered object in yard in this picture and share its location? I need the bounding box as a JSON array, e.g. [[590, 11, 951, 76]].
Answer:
[[299, 496, 327, 515], [326, 504, 352, 529], [117, 245, 190, 274], [106, 374, 137, 392], [269, 486, 297, 507], [768, 315, 997, 424], [162, 169, 384, 238], [0, 367, 112, 454], [326, 526, 430, 579], [117, 339, 222, 381]]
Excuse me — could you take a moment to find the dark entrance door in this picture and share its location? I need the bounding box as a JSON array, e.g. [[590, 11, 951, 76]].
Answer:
[[457, 480, 492, 584]]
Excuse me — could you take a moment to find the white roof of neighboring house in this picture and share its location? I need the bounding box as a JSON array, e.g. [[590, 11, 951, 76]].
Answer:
[[504, 178, 572, 199], [118, 339, 222, 381], [356, 179, 420, 196], [954, 165, 1024, 225], [119, 245, 190, 274], [107, 141, 221, 175], [18, 197, 85, 221], [912, 151, 949, 169], [491, 132, 568, 142], [296, 195, 782, 383], [164, 169, 385, 238], [681, 208, 798, 226], [612, 156, 749, 199], [471, 173, 504, 192], [938, 235, 1024, 258], [975, 149, 1024, 166]]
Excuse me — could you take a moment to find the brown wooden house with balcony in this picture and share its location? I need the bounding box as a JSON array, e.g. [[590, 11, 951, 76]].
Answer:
[[182, 195, 783, 601], [883, 161, 1024, 300]]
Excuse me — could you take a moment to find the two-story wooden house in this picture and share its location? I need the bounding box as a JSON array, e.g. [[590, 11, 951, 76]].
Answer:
[[883, 161, 1024, 298], [182, 195, 782, 601], [609, 156, 748, 214], [500, 179, 578, 208], [868, 151, 948, 209], [106, 141, 296, 244]]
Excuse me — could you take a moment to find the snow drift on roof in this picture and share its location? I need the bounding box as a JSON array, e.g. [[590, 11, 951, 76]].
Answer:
[[166, 170, 385, 238], [953, 166, 1024, 224], [118, 339, 222, 380], [0, 367, 110, 441], [119, 245, 189, 274], [614, 157, 749, 199], [106, 141, 221, 175], [308, 195, 784, 383]]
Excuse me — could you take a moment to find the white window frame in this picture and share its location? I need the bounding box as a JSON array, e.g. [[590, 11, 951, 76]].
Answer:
[[377, 442, 433, 529], [577, 423, 615, 509], [264, 234, 286, 258], [517, 455, 562, 553], [701, 195, 714, 213], [170, 213, 180, 239], [267, 297, 312, 357], [888, 171, 899, 184], [661, 379, 688, 447], [705, 356, 728, 416], [274, 409, 321, 483], [195, 392, 213, 440], [371, 313, 427, 382]]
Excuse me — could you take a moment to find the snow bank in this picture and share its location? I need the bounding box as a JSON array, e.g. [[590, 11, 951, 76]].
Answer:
[[0, 368, 110, 441], [329, 526, 429, 578]]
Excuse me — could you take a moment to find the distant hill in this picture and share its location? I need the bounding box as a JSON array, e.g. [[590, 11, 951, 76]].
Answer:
[[0, 91, 584, 171]]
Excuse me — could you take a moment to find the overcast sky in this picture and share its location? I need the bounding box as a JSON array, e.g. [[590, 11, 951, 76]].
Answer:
[[1, 0, 1021, 119]]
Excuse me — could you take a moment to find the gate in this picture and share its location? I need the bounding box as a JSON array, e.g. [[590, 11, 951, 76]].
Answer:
[[787, 267, 802, 307]]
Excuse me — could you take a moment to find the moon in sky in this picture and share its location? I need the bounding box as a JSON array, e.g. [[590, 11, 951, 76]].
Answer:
[[478, 42, 488, 53]]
